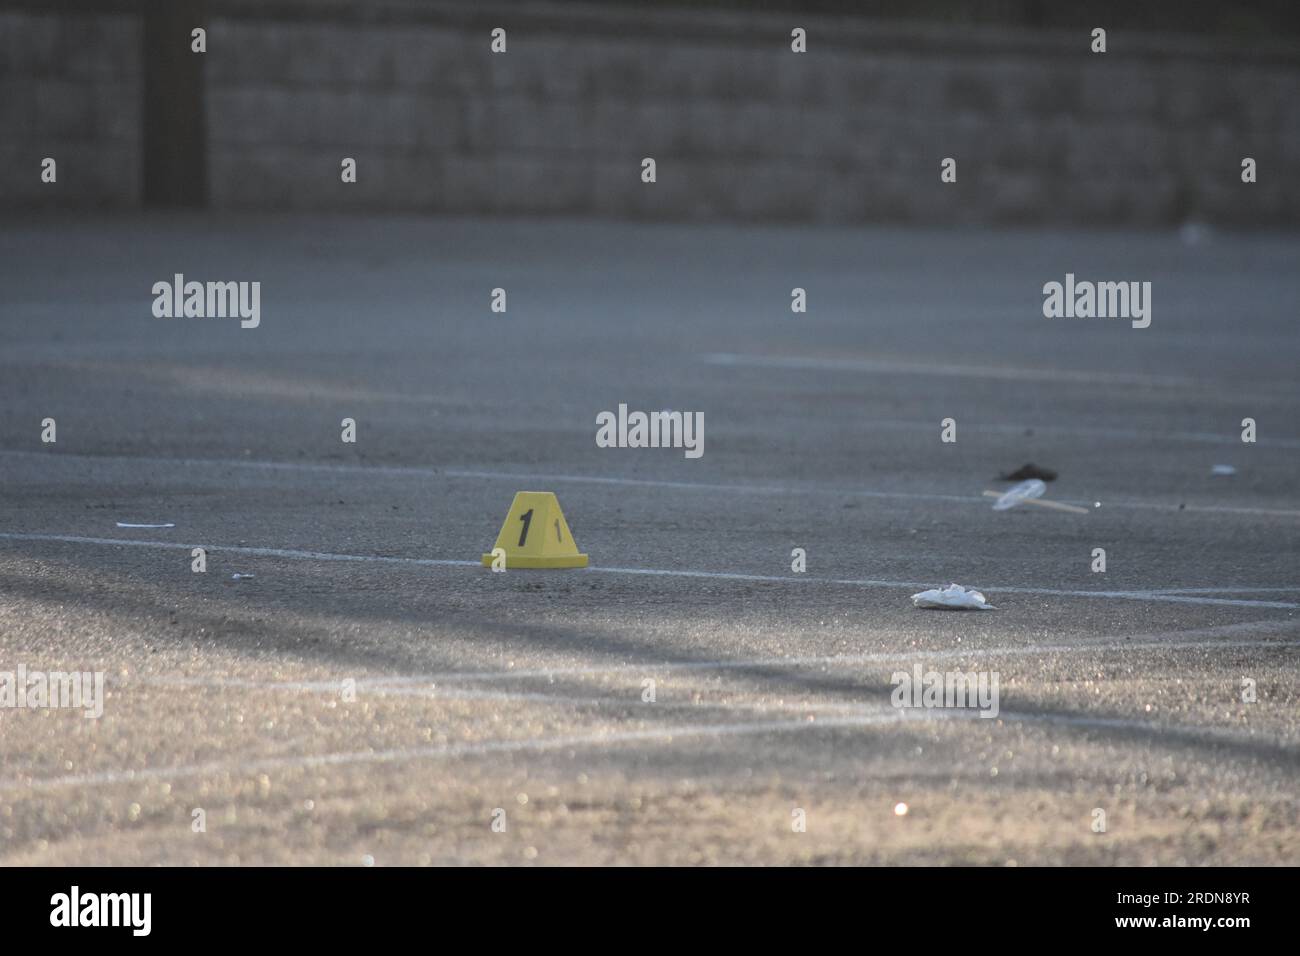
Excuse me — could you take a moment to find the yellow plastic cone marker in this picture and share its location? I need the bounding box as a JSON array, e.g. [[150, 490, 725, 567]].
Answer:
[[481, 491, 589, 569]]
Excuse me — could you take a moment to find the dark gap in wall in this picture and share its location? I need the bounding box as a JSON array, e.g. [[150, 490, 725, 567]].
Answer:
[[142, 0, 207, 207]]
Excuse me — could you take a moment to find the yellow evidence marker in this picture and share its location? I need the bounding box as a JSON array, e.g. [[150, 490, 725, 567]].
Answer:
[[481, 491, 589, 569]]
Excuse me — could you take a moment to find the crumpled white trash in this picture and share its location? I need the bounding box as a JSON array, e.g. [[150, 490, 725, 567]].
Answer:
[[911, 584, 996, 610]]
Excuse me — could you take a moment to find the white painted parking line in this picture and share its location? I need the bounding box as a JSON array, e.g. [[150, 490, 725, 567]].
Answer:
[[146, 637, 1300, 697], [0, 532, 478, 568], [141, 619, 1300, 692], [3, 702, 1290, 795], [5, 449, 1300, 517], [703, 351, 1204, 388], [702, 352, 1300, 418], [1144, 586, 1300, 595], [0, 713, 906, 791], [2, 531, 1296, 609], [593, 564, 1300, 608], [807, 416, 1298, 450], [0, 450, 981, 503]]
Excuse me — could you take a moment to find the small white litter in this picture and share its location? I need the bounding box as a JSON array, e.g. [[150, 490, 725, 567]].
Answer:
[[911, 584, 996, 610], [1211, 464, 1236, 476], [116, 522, 175, 529], [984, 482, 1090, 514], [993, 479, 1046, 510], [231, 573, 255, 580]]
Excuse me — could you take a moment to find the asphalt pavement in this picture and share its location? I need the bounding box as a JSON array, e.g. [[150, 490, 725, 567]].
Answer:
[[0, 213, 1296, 864]]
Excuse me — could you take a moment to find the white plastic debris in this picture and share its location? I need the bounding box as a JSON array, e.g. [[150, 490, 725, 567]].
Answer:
[[231, 573, 255, 580], [911, 584, 996, 610], [992, 479, 1046, 510], [115, 522, 175, 529], [1210, 464, 1236, 476], [982, 486, 1090, 514]]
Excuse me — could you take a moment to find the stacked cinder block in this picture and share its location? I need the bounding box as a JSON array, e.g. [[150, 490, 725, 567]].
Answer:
[[7, 1, 1299, 224], [1, 10, 142, 208]]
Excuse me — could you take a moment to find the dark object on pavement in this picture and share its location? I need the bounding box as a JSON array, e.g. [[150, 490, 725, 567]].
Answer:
[[1000, 463, 1057, 482]]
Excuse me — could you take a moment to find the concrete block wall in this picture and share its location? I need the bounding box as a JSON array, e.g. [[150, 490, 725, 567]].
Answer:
[[5, 1, 1299, 225], [0, 8, 142, 208], [202, 3, 1300, 225]]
